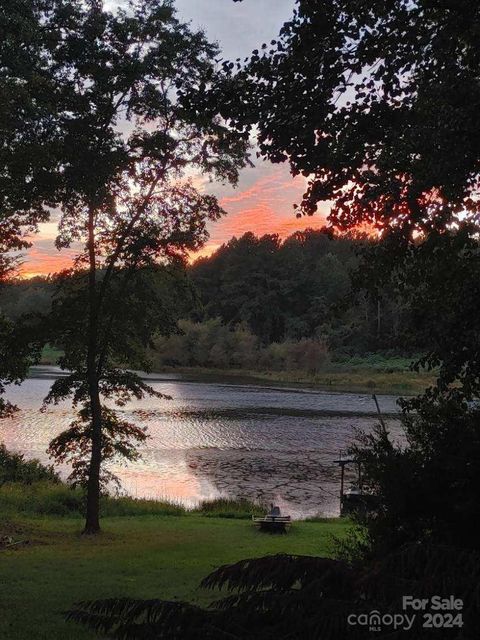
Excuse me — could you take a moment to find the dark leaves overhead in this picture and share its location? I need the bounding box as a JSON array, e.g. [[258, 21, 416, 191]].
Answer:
[[0, 0, 77, 252], [222, 0, 480, 237]]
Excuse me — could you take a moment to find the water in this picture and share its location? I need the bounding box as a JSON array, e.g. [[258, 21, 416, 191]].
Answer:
[[1, 366, 403, 518]]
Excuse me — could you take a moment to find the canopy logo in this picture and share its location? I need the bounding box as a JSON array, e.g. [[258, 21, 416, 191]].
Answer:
[[347, 611, 415, 633], [347, 596, 464, 632]]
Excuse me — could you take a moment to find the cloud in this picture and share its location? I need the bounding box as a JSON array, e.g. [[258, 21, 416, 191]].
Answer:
[[19, 238, 77, 278], [208, 163, 328, 245], [22, 162, 331, 275]]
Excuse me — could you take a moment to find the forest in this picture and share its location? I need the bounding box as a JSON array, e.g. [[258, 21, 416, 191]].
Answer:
[[0, 228, 419, 375]]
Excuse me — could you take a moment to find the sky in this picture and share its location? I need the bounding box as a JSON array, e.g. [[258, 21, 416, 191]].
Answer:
[[21, 0, 330, 277]]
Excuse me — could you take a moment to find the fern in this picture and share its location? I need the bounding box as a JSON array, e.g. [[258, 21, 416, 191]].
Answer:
[[68, 545, 479, 639]]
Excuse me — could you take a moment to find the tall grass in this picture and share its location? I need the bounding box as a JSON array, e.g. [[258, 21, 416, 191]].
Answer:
[[194, 497, 266, 519], [0, 481, 186, 518], [0, 481, 268, 519]]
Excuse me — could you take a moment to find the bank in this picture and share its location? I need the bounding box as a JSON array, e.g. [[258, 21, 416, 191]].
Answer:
[[40, 346, 434, 395]]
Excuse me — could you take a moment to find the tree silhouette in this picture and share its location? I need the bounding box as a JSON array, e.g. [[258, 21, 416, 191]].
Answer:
[[229, 0, 480, 234], [42, 0, 249, 534], [0, 0, 74, 416]]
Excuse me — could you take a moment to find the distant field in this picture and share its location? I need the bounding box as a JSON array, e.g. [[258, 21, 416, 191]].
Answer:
[[0, 513, 348, 640], [39, 344, 63, 365], [157, 356, 435, 395]]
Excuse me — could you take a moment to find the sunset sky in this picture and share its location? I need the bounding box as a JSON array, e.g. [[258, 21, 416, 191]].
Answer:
[[21, 0, 330, 277]]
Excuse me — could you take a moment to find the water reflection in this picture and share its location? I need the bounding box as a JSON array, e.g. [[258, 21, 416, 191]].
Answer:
[[1, 367, 403, 517]]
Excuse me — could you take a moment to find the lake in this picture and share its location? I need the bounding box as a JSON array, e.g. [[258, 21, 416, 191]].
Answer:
[[1, 366, 403, 518]]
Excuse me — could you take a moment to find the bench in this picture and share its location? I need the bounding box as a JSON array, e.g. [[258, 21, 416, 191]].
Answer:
[[252, 514, 292, 533]]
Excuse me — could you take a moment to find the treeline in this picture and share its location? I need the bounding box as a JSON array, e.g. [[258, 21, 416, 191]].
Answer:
[[0, 229, 418, 366], [189, 229, 415, 356]]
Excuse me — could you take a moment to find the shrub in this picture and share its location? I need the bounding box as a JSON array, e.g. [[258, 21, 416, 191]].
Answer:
[[152, 320, 329, 373], [195, 497, 265, 519], [0, 444, 59, 485]]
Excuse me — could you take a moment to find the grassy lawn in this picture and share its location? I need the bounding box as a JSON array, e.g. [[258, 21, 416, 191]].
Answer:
[[0, 514, 349, 640]]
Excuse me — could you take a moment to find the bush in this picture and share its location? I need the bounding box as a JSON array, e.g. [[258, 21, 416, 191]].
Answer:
[[349, 396, 480, 559], [152, 319, 330, 373], [0, 444, 59, 485], [0, 481, 84, 516]]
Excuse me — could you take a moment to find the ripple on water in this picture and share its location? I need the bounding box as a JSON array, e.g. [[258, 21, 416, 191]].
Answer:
[[1, 369, 404, 517]]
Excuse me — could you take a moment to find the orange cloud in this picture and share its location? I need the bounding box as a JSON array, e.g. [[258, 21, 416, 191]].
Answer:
[[209, 165, 329, 245], [19, 245, 76, 279], [20, 165, 331, 277]]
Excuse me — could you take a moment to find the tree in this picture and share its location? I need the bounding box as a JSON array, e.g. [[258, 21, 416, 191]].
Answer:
[[228, 0, 480, 232], [0, 0, 71, 416], [44, 266, 185, 491], [222, 0, 480, 384], [0, 314, 44, 418], [231, 0, 480, 569], [351, 395, 480, 559], [224, 0, 480, 565], [0, 0, 66, 254], [44, 0, 249, 534], [190, 228, 406, 352]]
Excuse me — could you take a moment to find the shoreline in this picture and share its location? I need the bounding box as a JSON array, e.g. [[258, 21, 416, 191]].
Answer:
[[34, 360, 434, 396]]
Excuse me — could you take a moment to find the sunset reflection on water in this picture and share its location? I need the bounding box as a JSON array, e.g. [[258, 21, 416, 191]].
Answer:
[[1, 368, 402, 518]]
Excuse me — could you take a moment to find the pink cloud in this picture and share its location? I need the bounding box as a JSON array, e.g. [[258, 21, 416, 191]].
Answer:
[[21, 165, 331, 277]]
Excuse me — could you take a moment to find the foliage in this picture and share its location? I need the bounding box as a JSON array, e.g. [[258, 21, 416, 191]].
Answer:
[[0, 228, 426, 366], [0, 313, 45, 417], [36, 0, 250, 533], [45, 267, 189, 380], [190, 228, 416, 354], [0, 0, 66, 255], [191, 229, 356, 345], [228, 0, 480, 233], [67, 544, 480, 638], [0, 276, 56, 319], [375, 225, 480, 399], [47, 405, 148, 491], [222, 0, 480, 397], [153, 317, 329, 373], [0, 480, 185, 518], [229, 0, 480, 587], [194, 498, 265, 520], [348, 396, 480, 559], [0, 0, 72, 416], [0, 444, 58, 486]]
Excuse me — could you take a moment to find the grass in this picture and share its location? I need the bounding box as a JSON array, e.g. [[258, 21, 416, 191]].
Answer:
[[0, 481, 187, 518], [0, 513, 348, 640], [193, 497, 266, 519], [39, 344, 63, 365], [159, 362, 435, 395], [0, 481, 269, 520]]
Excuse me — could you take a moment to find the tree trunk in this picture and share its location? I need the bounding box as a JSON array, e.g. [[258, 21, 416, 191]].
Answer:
[[84, 380, 102, 534], [376, 298, 381, 340], [83, 207, 102, 535]]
